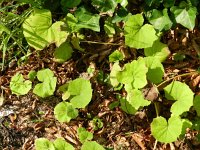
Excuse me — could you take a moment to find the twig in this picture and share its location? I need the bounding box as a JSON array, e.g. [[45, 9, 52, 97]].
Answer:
[[157, 71, 198, 89], [80, 40, 122, 46]]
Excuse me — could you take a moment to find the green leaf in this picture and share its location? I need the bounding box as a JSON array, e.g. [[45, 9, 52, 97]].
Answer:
[[77, 127, 93, 143], [53, 138, 74, 150], [81, 141, 105, 150], [28, 70, 37, 81], [54, 42, 73, 63], [127, 89, 151, 111], [194, 95, 200, 117], [124, 14, 158, 49], [163, 0, 175, 8], [104, 18, 115, 37], [171, 5, 197, 30], [10, 73, 32, 96], [151, 116, 183, 143], [144, 56, 164, 84], [116, 58, 148, 89], [71, 35, 85, 51], [54, 102, 78, 123], [75, 7, 100, 32], [0, 23, 11, 35], [65, 13, 78, 33], [109, 50, 124, 62], [67, 78, 93, 108], [91, 0, 117, 13], [147, 8, 172, 31], [23, 9, 68, 50], [33, 69, 57, 98], [110, 62, 121, 87], [181, 119, 192, 136], [35, 138, 55, 150], [144, 40, 170, 62], [61, 0, 81, 8], [120, 97, 136, 114], [164, 81, 194, 116]]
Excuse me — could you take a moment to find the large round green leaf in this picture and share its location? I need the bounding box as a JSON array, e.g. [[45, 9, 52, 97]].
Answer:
[[23, 8, 68, 50], [151, 116, 183, 143], [67, 78, 93, 108], [124, 14, 158, 49], [164, 81, 194, 116], [54, 102, 78, 123], [35, 138, 55, 150], [10, 73, 32, 96]]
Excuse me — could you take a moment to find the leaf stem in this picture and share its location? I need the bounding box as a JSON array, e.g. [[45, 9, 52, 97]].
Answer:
[[157, 71, 198, 89], [80, 40, 121, 46]]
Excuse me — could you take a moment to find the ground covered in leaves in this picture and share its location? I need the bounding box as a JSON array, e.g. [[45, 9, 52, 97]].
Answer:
[[0, 1, 200, 150]]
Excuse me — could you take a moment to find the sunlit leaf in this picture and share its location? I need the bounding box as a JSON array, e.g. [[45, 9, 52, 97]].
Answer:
[[144, 40, 170, 62], [144, 56, 164, 84], [116, 58, 148, 89], [53, 138, 74, 150], [33, 69, 57, 98], [35, 138, 55, 150], [10, 73, 32, 96], [147, 8, 172, 31], [151, 116, 183, 143], [124, 14, 158, 49], [171, 3, 197, 30], [77, 127, 93, 143], [54, 42, 73, 63], [54, 102, 78, 123], [164, 81, 194, 116], [81, 141, 105, 150], [67, 78, 93, 108]]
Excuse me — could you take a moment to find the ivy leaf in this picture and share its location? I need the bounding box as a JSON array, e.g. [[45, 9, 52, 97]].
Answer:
[[53, 138, 74, 150], [127, 89, 151, 111], [109, 50, 124, 62], [171, 4, 197, 30], [77, 127, 93, 143], [144, 40, 170, 62], [116, 58, 148, 89], [10, 73, 32, 96], [54, 42, 73, 63], [151, 116, 183, 143], [194, 95, 200, 117], [144, 56, 164, 84], [164, 81, 194, 116], [61, 0, 81, 8], [23, 9, 68, 50], [81, 141, 105, 150], [65, 13, 78, 33], [75, 7, 100, 32], [35, 138, 55, 150], [124, 14, 158, 49], [91, 0, 117, 14], [33, 69, 57, 98], [147, 8, 172, 31], [67, 78, 92, 108], [54, 102, 78, 123]]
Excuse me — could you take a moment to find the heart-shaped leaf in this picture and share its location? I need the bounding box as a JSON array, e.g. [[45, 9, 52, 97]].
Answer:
[[35, 138, 55, 150], [151, 116, 183, 143], [124, 14, 158, 49], [164, 81, 194, 116], [33, 69, 57, 98], [116, 58, 148, 89], [23, 9, 68, 50], [54, 102, 78, 123], [10, 73, 32, 96], [67, 78, 93, 108], [53, 138, 74, 150]]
